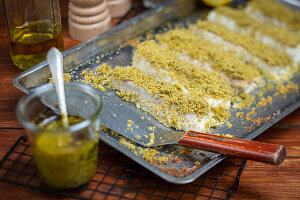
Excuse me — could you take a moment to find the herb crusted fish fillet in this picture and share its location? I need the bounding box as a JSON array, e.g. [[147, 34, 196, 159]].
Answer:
[[110, 66, 227, 132], [245, 0, 300, 33], [191, 20, 295, 81], [132, 40, 234, 109], [207, 6, 300, 67], [155, 28, 261, 92]]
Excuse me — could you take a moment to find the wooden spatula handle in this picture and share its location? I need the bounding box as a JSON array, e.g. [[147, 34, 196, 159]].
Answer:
[[178, 131, 286, 165]]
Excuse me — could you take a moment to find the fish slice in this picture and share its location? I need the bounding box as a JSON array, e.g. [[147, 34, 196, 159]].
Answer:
[[99, 90, 287, 165]]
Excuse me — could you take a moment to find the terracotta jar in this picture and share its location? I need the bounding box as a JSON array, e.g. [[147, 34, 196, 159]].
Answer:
[[68, 0, 112, 41]]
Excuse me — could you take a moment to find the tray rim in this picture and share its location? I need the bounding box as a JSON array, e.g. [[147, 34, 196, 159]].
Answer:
[[280, 0, 300, 9], [12, 0, 300, 184]]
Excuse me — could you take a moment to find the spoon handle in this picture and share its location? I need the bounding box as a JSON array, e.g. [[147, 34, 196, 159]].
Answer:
[[47, 48, 69, 128]]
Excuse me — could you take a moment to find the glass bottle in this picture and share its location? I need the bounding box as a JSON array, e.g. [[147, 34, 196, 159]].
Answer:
[[3, 0, 64, 70]]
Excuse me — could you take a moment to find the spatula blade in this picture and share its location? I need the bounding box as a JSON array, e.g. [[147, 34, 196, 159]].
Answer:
[[99, 89, 181, 147]]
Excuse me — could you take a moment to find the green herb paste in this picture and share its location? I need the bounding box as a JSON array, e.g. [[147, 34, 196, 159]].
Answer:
[[32, 116, 98, 189]]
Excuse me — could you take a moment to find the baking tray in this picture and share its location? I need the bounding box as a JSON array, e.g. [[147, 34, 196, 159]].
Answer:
[[13, 0, 300, 184], [280, 0, 300, 9]]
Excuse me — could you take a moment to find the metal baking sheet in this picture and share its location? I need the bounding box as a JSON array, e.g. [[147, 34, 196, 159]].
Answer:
[[280, 0, 300, 9], [13, 0, 300, 184]]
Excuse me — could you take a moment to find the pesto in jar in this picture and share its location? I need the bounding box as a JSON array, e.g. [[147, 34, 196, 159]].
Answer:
[[32, 116, 98, 189]]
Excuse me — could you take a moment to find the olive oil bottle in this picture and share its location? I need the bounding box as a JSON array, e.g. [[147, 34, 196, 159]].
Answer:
[[9, 20, 64, 70], [3, 0, 63, 70]]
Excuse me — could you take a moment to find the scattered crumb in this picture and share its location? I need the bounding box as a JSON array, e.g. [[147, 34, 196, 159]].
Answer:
[[236, 112, 244, 119], [49, 73, 73, 83], [100, 125, 109, 132], [214, 133, 234, 138], [148, 126, 155, 131], [194, 161, 201, 166], [265, 115, 272, 122], [119, 137, 137, 155], [257, 96, 272, 107], [253, 117, 264, 126], [142, 149, 159, 163], [237, 93, 255, 109], [246, 107, 256, 121], [277, 81, 298, 97], [226, 121, 232, 128], [146, 133, 155, 146], [266, 83, 274, 90], [180, 147, 193, 156]]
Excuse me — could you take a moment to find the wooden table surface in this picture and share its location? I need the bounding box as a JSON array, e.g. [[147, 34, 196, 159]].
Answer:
[[0, 1, 299, 199]]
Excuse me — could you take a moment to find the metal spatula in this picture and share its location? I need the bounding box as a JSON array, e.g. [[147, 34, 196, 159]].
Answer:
[[99, 90, 287, 165]]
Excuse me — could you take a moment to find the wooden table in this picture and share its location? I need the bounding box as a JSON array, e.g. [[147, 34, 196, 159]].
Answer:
[[0, 1, 299, 199]]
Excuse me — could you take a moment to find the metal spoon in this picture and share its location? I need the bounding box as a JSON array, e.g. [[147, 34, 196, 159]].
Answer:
[[46, 47, 69, 128]]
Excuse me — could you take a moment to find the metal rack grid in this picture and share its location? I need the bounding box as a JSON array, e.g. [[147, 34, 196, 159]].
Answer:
[[0, 136, 247, 200]]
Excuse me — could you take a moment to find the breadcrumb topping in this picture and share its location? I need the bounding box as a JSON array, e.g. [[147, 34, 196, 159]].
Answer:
[[248, 0, 300, 31], [215, 6, 300, 47], [195, 20, 293, 66], [136, 40, 234, 100], [156, 28, 260, 81], [111, 66, 209, 116], [277, 82, 299, 97]]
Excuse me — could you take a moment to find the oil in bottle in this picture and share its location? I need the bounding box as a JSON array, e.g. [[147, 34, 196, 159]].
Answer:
[[9, 20, 64, 70]]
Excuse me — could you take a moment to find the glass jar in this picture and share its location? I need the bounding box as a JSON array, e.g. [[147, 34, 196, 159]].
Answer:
[[16, 82, 103, 189], [3, 0, 64, 70]]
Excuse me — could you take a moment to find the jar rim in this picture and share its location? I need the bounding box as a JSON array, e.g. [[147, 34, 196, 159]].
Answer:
[[16, 82, 103, 133]]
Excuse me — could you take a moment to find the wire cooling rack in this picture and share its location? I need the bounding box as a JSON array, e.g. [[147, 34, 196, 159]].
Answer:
[[0, 136, 247, 200]]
